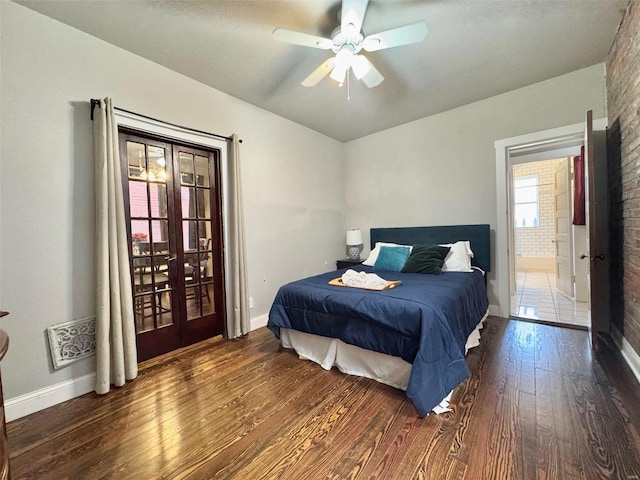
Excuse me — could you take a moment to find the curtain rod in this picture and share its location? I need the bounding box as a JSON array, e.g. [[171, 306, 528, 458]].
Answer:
[[90, 99, 242, 143]]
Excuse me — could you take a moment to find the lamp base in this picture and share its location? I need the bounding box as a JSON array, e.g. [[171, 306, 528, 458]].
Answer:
[[347, 246, 361, 261]]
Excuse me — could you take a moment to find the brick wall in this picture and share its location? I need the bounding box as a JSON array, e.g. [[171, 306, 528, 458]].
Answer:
[[513, 159, 564, 257], [606, 0, 640, 354]]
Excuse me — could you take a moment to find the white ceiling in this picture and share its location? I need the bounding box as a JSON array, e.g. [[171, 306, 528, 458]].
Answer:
[[17, 0, 627, 142]]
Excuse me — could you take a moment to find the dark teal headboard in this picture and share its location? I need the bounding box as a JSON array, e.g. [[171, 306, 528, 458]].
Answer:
[[370, 224, 491, 272]]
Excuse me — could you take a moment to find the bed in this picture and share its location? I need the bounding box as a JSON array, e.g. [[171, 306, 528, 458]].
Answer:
[[267, 224, 490, 417]]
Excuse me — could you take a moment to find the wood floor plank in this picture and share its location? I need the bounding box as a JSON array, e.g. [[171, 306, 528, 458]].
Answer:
[[444, 317, 506, 467], [534, 366, 558, 480], [553, 326, 640, 479], [6, 318, 640, 480], [515, 321, 536, 396], [518, 391, 537, 480], [543, 325, 585, 480], [533, 322, 550, 372]]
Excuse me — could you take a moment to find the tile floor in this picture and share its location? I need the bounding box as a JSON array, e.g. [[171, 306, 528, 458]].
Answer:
[[511, 270, 589, 327]]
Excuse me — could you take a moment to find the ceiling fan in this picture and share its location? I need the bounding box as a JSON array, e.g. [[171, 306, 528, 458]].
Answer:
[[273, 0, 428, 88]]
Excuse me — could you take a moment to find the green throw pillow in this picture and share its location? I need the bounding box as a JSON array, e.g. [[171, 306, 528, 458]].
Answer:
[[401, 244, 451, 274], [373, 245, 411, 272]]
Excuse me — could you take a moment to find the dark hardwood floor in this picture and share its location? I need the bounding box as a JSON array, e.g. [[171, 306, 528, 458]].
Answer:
[[7, 317, 640, 479]]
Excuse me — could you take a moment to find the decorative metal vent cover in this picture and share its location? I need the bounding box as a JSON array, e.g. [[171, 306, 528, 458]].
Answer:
[[47, 316, 96, 369]]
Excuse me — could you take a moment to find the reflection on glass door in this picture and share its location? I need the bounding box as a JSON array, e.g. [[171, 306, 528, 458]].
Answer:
[[120, 131, 224, 362], [174, 146, 224, 346]]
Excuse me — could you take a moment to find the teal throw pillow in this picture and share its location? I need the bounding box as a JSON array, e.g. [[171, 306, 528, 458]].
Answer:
[[401, 244, 451, 274], [374, 245, 411, 272]]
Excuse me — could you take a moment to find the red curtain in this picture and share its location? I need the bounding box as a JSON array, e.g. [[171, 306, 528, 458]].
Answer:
[[573, 146, 586, 225]]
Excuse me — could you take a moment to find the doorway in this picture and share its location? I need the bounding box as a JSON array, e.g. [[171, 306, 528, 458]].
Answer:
[[509, 157, 588, 328], [119, 129, 226, 361]]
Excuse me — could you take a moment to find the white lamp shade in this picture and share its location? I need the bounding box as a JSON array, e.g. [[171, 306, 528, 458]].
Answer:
[[346, 229, 363, 245]]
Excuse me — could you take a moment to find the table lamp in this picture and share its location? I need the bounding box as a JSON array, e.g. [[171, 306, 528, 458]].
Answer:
[[346, 228, 364, 261]]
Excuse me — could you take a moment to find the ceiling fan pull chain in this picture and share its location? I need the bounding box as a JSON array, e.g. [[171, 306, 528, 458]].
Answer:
[[347, 69, 351, 101]]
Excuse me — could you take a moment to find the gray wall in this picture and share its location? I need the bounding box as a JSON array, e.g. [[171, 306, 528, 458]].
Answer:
[[344, 64, 606, 314], [0, 2, 344, 400]]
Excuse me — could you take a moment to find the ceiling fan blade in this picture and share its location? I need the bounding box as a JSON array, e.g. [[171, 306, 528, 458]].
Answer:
[[362, 22, 428, 52], [272, 28, 333, 49], [302, 57, 335, 87], [341, 0, 368, 37], [358, 57, 384, 88]]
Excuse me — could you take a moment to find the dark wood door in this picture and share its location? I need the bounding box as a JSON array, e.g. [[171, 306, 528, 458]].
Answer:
[[120, 132, 225, 362], [584, 110, 610, 350]]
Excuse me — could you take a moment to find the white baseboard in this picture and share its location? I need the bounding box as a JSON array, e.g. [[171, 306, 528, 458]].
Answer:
[[250, 313, 269, 331], [488, 304, 501, 317], [621, 337, 640, 384], [6, 314, 270, 422], [610, 324, 640, 385], [5, 372, 96, 422]]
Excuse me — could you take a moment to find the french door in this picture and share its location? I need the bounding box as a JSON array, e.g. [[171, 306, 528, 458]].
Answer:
[[119, 129, 225, 362]]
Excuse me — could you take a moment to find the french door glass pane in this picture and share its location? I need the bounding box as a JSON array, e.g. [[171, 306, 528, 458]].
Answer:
[[127, 142, 146, 180], [195, 155, 209, 187], [147, 146, 167, 183], [197, 190, 211, 219], [151, 219, 169, 252], [198, 222, 212, 244], [149, 184, 167, 218], [179, 152, 195, 185], [181, 186, 196, 218], [183, 220, 198, 251], [129, 181, 148, 217], [135, 294, 155, 333], [158, 291, 173, 327], [131, 219, 149, 255]]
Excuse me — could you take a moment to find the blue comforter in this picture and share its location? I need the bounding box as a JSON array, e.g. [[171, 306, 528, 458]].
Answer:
[[267, 266, 489, 417]]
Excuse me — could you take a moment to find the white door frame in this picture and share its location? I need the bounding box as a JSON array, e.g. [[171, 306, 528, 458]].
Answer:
[[495, 119, 607, 318]]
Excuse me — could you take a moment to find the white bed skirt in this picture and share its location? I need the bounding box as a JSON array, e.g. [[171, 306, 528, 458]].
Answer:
[[279, 309, 489, 415]]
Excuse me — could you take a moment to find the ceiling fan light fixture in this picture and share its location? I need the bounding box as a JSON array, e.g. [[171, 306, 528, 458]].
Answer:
[[330, 47, 353, 84], [351, 55, 371, 79], [330, 63, 349, 85]]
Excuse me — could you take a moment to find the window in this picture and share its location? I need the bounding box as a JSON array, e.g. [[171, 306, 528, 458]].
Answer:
[[514, 175, 539, 228]]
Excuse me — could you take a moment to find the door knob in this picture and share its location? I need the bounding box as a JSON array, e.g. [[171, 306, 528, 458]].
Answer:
[[580, 253, 605, 261]]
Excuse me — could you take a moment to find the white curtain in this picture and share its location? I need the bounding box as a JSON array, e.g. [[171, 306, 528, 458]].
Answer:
[[93, 98, 138, 394], [226, 134, 250, 338]]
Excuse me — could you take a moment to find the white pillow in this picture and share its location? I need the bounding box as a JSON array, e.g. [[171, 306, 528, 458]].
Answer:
[[363, 242, 413, 266], [440, 241, 473, 272]]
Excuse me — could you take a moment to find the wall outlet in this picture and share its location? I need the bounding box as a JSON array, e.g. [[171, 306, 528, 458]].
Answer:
[[249, 297, 254, 309]]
